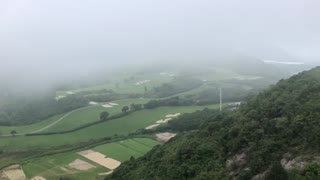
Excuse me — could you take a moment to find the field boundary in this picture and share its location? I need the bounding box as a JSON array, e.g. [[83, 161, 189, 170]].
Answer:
[[0, 105, 97, 137]]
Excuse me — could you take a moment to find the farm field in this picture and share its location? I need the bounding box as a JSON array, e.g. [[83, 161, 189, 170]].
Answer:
[[22, 150, 108, 180], [0, 104, 219, 151], [94, 138, 160, 162], [0, 113, 66, 135], [42, 99, 149, 133], [0, 99, 149, 135], [57, 74, 174, 97], [22, 138, 159, 180]]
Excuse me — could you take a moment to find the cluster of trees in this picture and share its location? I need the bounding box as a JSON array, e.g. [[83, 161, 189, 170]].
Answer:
[[108, 67, 320, 180], [121, 103, 143, 113], [185, 85, 252, 105], [143, 97, 194, 109], [27, 110, 128, 136], [86, 93, 141, 102], [145, 78, 203, 98]]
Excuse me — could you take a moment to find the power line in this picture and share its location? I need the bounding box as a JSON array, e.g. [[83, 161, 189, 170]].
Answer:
[[220, 87, 222, 112]]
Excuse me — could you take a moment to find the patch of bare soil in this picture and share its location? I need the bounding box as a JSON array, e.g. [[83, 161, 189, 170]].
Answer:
[[145, 124, 160, 130], [98, 171, 113, 176], [69, 159, 95, 171], [155, 132, 176, 142], [30, 176, 46, 180], [78, 150, 121, 170], [165, 113, 181, 118], [102, 104, 113, 108], [2, 165, 26, 180]]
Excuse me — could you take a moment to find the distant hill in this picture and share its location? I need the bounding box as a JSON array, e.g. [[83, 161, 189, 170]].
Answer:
[[145, 56, 311, 80], [108, 67, 320, 180]]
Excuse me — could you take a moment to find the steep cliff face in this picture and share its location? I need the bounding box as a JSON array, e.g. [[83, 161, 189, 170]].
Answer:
[[108, 67, 320, 180]]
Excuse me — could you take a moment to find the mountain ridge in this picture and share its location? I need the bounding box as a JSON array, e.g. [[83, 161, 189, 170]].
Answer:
[[108, 67, 320, 180]]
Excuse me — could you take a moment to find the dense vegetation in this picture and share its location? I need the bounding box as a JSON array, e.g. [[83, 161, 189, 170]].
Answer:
[[0, 94, 88, 126], [145, 78, 203, 98], [144, 97, 194, 109], [80, 89, 141, 102], [109, 67, 320, 180], [185, 85, 253, 105]]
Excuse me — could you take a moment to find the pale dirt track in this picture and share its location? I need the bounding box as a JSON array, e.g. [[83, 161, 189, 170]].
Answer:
[[145, 124, 160, 130], [145, 113, 180, 130], [0, 98, 130, 137], [0, 105, 96, 137]]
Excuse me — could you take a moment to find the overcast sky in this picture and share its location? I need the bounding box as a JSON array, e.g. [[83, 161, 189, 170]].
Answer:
[[0, 0, 319, 89]]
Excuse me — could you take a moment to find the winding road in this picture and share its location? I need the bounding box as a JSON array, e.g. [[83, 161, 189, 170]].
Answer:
[[0, 105, 96, 137]]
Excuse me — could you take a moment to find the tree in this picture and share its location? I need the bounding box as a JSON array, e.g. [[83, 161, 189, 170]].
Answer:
[[10, 130, 17, 136], [122, 106, 129, 113], [130, 103, 142, 111], [265, 161, 288, 180], [100, 111, 109, 121]]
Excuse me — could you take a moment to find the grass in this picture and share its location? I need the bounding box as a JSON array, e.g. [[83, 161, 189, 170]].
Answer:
[[22, 151, 107, 180], [0, 104, 219, 151], [94, 138, 160, 162], [57, 74, 173, 97], [0, 114, 66, 135], [0, 99, 149, 135], [22, 138, 159, 179], [42, 99, 149, 132]]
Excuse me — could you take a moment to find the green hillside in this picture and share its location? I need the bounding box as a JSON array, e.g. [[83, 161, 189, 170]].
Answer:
[[109, 67, 320, 180]]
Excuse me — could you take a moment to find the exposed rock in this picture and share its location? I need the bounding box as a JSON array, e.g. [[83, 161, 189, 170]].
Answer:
[[281, 154, 320, 171], [226, 152, 247, 176], [252, 170, 268, 180]]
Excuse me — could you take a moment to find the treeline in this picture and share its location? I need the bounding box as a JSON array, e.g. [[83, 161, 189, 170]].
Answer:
[[144, 97, 194, 109], [0, 94, 88, 126], [185, 85, 252, 105], [85, 93, 141, 102], [26, 102, 146, 136], [108, 67, 320, 180], [72, 89, 142, 102], [145, 78, 203, 98], [26, 113, 128, 136]]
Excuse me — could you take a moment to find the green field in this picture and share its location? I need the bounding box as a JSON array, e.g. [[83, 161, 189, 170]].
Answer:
[[0, 113, 66, 135], [22, 138, 159, 180], [0, 99, 149, 135], [94, 138, 160, 162], [22, 151, 107, 180], [42, 99, 149, 132], [57, 74, 174, 97], [0, 104, 219, 151]]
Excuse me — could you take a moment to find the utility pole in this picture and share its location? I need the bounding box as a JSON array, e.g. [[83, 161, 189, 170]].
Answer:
[[220, 87, 222, 112]]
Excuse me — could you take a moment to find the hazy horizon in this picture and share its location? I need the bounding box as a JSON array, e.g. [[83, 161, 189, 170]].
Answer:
[[1, 0, 320, 90]]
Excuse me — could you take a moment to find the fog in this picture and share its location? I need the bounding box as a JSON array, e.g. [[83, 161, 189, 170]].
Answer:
[[1, 0, 319, 91]]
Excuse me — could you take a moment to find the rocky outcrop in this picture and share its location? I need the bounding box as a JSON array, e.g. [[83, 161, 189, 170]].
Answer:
[[226, 152, 247, 176], [280, 153, 320, 171]]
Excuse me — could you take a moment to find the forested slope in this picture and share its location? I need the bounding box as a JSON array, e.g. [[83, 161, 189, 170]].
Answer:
[[108, 67, 320, 180]]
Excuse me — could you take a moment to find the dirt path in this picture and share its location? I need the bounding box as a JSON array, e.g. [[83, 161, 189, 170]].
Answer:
[[0, 105, 96, 137]]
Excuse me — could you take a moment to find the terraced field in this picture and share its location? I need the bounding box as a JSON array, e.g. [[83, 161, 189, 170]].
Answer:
[[94, 138, 160, 162], [22, 138, 159, 180]]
